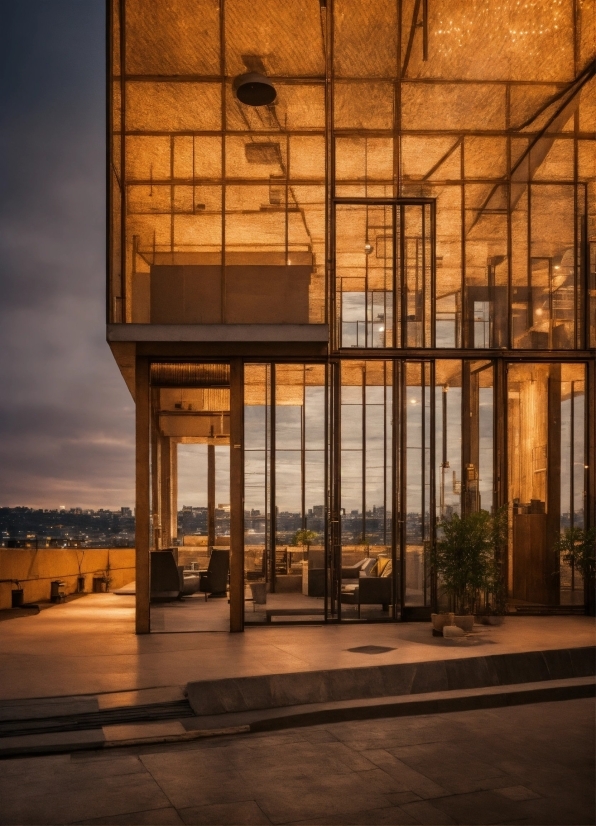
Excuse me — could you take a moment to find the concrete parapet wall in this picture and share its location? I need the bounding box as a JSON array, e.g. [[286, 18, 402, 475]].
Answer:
[[0, 549, 135, 608]]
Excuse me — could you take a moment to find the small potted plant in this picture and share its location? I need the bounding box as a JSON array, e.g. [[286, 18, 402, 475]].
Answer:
[[75, 551, 86, 593], [554, 526, 596, 617], [431, 509, 499, 633]]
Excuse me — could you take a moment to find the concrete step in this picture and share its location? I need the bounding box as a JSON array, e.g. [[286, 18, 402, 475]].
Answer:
[[0, 699, 194, 738], [185, 676, 596, 733], [185, 645, 596, 717], [0, 686, 191, 737], [0, 676, 592, 758]]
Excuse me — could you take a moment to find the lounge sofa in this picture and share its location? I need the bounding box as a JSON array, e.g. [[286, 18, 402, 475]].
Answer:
[[340, 557, 393, 617]]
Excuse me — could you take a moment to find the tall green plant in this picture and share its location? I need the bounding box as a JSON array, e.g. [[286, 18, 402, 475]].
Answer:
[[488, 505, 508, 615], [554, 526, 596, 616], [432, 510, 500, 615]]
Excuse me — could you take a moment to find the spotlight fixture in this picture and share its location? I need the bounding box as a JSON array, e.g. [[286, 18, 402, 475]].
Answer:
[[233, 73, 276, 106]]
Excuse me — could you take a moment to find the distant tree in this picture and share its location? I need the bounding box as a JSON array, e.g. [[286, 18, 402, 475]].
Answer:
[[292, 529, 318, 551]]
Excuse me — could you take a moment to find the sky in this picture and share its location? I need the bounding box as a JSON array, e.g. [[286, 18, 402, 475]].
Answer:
[[0, 1, 135, 509]]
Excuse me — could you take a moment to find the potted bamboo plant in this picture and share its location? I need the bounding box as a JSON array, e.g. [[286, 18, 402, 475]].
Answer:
[[431, 509, 502, 634]]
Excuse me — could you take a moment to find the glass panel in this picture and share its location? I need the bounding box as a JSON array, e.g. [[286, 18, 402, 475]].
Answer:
[[434, 187, 462, 348], [559, 365, 586, 605], [508, 363, 587, 608], [401, 207, 431, 347], [404, 363, 432, 607], [151, 379, 231, 633], [435, 362, 462, 522], [336, 204, 394, 348], [244, 364, 271, 619], [339, 361, 394, 620], [245, 364, 326, 624], [464, 206, 508, 349], [336, 203, 433, 349], [590, 241, 596, 349], [513, 186, 576, 348]]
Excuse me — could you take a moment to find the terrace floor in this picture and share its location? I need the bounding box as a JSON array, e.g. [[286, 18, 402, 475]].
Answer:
[[0, 592, 593, 702]]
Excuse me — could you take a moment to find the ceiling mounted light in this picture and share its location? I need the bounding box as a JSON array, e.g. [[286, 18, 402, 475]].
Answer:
[[233, 73, 277, 106]]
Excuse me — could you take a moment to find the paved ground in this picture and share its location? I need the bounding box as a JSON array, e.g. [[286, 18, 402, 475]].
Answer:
[[0, 698, 593, 825], [0, 593, 594, 701]]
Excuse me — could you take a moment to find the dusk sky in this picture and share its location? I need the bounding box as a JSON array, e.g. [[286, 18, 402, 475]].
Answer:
[[0, 1, 135, 509]]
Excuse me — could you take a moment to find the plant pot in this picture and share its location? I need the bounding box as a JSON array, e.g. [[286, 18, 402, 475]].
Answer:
[[11, 589, 24, 608], [443, 624, 465, 638], [431, 612, 454, 634], [454, 615, 474, 633], [249, 581, 267, 606]]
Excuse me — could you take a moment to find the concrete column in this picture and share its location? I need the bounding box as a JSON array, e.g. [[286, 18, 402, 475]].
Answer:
[[229, 359, 244, 632], [135, 356, 151, 634], [207, 444, 216, 549]]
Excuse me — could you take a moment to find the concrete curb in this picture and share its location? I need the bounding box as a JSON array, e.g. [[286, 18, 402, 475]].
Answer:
[[1, 677, 592, 758], [245, 677, 596, 732], [186, 646, 596, 716]]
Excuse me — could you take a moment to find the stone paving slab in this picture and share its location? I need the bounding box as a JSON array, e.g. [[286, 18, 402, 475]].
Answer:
[[0, 699, 592, 824]]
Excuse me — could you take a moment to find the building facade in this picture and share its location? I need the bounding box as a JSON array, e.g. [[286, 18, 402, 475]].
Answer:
[[108, 0, 596, 632]]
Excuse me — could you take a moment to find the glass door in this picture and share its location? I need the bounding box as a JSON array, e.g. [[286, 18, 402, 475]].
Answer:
[[336, 360, 395, 621], [244, 363, 327, 625]]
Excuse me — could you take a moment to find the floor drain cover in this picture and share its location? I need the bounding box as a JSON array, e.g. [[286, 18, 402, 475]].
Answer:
[[346, 645, 396, 655]]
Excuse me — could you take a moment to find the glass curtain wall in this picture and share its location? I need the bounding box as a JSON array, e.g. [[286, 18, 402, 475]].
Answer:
[[326, 0, 595, 350], [109, 2, 595, 627]]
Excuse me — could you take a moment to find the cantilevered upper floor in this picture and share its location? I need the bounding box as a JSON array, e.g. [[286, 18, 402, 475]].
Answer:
[[108, 0, 596, 357]]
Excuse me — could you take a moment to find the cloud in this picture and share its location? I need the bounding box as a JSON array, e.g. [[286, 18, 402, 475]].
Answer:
[[0, 1, 134, 508]]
